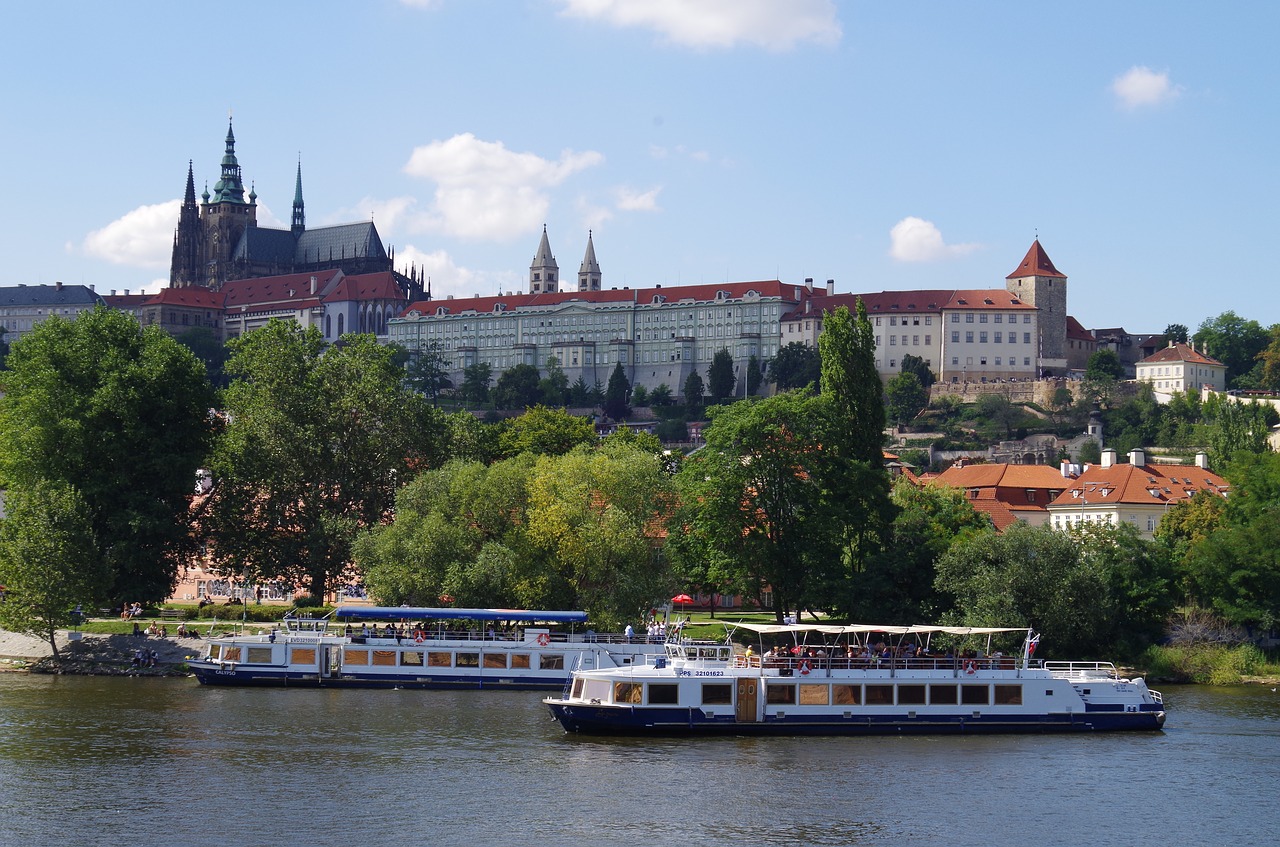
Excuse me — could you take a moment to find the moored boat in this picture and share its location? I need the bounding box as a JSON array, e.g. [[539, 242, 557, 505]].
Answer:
[[188, 606, 663, 689], [544, 622, 1166, 735]]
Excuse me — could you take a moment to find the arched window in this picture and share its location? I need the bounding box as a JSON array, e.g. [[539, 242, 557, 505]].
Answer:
[[325, 314, 331, 337], [337, 313, 344, 336]]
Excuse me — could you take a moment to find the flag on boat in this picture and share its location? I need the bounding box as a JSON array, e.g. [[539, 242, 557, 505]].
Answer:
[[1028, 633, 1040, 656]]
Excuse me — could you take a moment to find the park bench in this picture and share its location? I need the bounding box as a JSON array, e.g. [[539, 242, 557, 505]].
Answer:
[[160, 609, 183, 622]]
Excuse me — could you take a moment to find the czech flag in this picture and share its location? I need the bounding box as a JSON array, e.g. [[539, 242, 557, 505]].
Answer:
[[1028, 633, 1040, 656]]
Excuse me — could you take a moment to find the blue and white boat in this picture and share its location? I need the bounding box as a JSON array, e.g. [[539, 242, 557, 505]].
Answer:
[[188, 606, 663, 689], [544, 622, 1166, 734]]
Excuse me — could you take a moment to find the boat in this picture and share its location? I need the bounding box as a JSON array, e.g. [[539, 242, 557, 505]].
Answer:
[[544, 622, 1167, 735], [187, 606, 664, 689]]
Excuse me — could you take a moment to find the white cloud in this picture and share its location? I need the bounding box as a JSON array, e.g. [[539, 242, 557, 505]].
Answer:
[[327, 196, 419, 233], [396, 245, 524, 301], [649, 143, 712, 163], [576, 196, 614, 231], [83, 200, 180, 268], [1112, 66, 1182, 109], [556, 0, 840, 51], [403, 133, 604, 240], [888, 217, 979, 262], [616, 185, 662, 212]]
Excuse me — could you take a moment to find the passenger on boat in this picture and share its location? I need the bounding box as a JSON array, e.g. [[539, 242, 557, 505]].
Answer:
[[625, 624, 635, 643], [345, 624, 354, 637]]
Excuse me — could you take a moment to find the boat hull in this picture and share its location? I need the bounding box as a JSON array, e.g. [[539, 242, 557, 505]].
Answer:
[[191, 662, 575, 690]]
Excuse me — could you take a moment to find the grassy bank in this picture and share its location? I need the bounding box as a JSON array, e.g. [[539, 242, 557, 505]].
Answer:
[[1138, 643, 1280, 684]]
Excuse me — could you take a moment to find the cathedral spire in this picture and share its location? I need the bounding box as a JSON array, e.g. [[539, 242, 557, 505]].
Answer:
[[578, 230, 601, 291], [291, 157, 305, 235], [184, 160, 197, 204], [211, 118, 247, 204], [530, 224, 559, 294]]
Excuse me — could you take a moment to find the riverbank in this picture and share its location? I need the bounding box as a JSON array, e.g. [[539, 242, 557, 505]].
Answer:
[[0, 629, 202, 676]]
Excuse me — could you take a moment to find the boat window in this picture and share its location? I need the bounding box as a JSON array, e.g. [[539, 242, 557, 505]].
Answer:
[[897, 685, 926, 705], [427, 652, 451, 667], [245, 647, 273, 664], [865, 685, 894, 705], [512, 653, 531, 669], [648, 684, 678, 705], [930, 684, 958, 705], [456, 652, 479, 668], [583, 679, 611, 702], [290, 647, 316, 665], [961, 685, 989, 705], [207, 644, 222, 661], [799, 684, 829, 706], [571, 678, 585, 699], [766, 684, 796, 705], [483, 653, 508, 669], [400, 651, 424, 666], [702, 683, 732, 705], [540, 654, 565, 670], [994, 685, 1023, 705], [832, 684, 860, 705], [372, 650, 396, 666], [614, 682, 642, 704], [343, 649, 368, 666], [221, 646, 241, 662]]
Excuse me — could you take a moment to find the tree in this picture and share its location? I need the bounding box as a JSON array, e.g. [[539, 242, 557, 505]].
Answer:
[[1208, 400, 1272, 469], [494, 364, 541, 410], [202, 321, 441, 602], [459, 362, 492, 406], [707, 348, 735, 403], [569, 376, 593, 407], [444, 410, 500, 465], [498, 405, 597, 458], [630, 384, 649, 407], [768, 342, 820, 392], [1164, 323, 1189, 344], [683, 371, 705, 409], [649, 384, 674, 407], [899, 353, 935, 389], [818, 301, 884, 465], [404, 341, 452, 400], [604, 362, 631, 421], [746, 354, 764, 396], [1194, 311, 1269, 389], [1085, 348, 1125, 382], [0, 482, 108, 660], [175, 326, 231, 390], [975, 392, 1023, 440], [1255, 324, 1280, 393], [0, 307, 214, 604], [884, 371, 928, 428], [538, 356, 570, 407]]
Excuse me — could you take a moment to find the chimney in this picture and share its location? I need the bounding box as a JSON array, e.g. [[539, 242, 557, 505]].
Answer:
[[1060, 460, 1071, 478], [1195, 451, 1209, 469], [826, 279, 835, 295], [88, 284, 94, 292], [124, 289, 130, 296], [111, 290, 117, 296], [805, 278, 813, 292], [310, 275, 317, 295], [1128, 448, 1147, 467], [55, 281, 63, 291], [1101, 448, 1117, 468]]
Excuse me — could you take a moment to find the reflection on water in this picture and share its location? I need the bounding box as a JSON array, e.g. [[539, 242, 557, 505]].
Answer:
[[0, 677, 1277, 846]]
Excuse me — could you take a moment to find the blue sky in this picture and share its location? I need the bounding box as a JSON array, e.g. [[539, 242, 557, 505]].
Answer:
[[4, 0, 1277, 333]]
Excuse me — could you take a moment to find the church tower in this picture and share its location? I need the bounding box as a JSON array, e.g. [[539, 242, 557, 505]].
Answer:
[[1006, 239, 1068, 376], [199, 119, 258, 289], [291, 159, 305, 236], [169, 161, 205, 287], [577, 230, 601, 291], [530, 225, 559, 293]]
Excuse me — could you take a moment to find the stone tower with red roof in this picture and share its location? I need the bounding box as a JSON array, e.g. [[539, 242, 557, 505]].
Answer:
[[1005, 239, 1068, 376]]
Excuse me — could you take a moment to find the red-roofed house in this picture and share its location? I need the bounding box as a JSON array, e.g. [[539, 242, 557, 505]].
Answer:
[[1045, 448, 1228, 538], [1135, 342, 1226, 400], [1065, 315, 1096, 373], [928, 461, 1072, 530]]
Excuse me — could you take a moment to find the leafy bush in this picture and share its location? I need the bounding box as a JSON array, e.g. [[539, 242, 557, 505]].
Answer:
[[1138, 643, 1274, 684]]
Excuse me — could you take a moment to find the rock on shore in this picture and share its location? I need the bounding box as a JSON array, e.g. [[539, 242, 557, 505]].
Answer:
[[0, 629, 204, 675]]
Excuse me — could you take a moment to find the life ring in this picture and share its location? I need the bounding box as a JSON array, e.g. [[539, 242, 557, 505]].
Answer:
[[964, 659, 977, 675], [537, 632, 551, 647], [798, 658, 811, 675], [414, 635, 424, 644]]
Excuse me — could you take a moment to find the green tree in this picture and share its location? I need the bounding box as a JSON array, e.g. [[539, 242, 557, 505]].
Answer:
[[175, 326, 231, 390], [649, 384, 674, 406], [1255, 324, 1280, 393], [884, 371, 928, 428], [1164, 323, 1189, 344], [746, 354, 764, 397], [405, 341, 452, 400], [818, 301, 884, 465], [0, 482, 108, 660], [1085, 348, 1125, 381], [768, 341, 821, 392], [498, 405, 597, 458], [202, 321, 440, 602], [494, 364, 541, 410], [538, 356, 570, 407], [899, 353, 935, 389], [570, 376, 593, 407], [683, 371, 705, 409], [631, 384, 649, 407], [1208, 400, 1272, 469], [444, 410, 500, 465], [1194, 311, 1269, 389], [975, 392, 1023, 440], [707, 348, 736, 403], [459, 362, 492, 406], [0, 307, 214, 604], [604, 362, 631, 421]]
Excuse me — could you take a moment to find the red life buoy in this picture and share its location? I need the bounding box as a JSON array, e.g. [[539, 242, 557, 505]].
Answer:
[[537, 632, 551, 647], [798, 658, 811, 675], [415, 635, 424, 644], [964, 659, 976, 674]]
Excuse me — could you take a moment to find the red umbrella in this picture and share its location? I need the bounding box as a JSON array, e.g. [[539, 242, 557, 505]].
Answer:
[[671, 593, 693, 609]]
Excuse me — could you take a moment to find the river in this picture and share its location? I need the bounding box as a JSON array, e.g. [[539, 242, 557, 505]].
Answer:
[[0, 676, 1275, 846]]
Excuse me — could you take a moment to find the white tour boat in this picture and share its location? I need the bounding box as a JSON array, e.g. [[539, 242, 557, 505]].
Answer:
[[188, 606, 663, 689], [544, 622, 1167, 734]]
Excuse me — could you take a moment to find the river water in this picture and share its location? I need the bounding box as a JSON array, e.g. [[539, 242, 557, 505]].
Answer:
[[0, 676, 1276, 846]]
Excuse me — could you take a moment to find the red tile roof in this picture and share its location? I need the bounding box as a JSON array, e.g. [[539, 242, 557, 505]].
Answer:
[[1138, 342, 1224, 367], [148, 287, 225, 308], [1047, 462, 1229, 508], [1006, 240, 1065, 280], [223, 269, 342, 309], [1066, 315, 1094, 341], [323, 271, 404, 303]]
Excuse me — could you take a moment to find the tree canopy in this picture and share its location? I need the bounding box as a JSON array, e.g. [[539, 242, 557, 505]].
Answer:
[[494, 364, 541, 410], [707, 348, 736, 403], [768, 341, 821, 392], [604, 362, 631, 420]]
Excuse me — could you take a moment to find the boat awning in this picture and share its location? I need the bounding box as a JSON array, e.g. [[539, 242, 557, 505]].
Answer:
[[725, 622, 1028, 637], [332, 606, 590, 624]]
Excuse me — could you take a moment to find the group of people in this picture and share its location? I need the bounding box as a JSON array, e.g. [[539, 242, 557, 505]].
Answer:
[[119, 602, 144, 620], [130, 647, 159, 669], [750, 641, 1004, 670]]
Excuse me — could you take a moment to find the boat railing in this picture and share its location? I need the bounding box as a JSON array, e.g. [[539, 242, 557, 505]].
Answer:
[[1043, 661, 1120, 681], [748, 655, 1024, 673]]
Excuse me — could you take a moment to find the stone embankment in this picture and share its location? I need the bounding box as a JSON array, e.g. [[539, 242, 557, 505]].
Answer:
[[0, 629, 203, 676]]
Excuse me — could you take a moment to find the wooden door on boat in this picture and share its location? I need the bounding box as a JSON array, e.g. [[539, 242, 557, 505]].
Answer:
[[736, 678, 759, 722]]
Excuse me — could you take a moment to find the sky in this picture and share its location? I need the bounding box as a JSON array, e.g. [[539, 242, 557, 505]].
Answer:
[[3, 0, 1278, 334]]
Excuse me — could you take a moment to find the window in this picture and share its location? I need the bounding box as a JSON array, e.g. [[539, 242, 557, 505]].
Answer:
[[766, 684, 796, 704], [428, 652, 451, 667], [540, 653, 565, 670], [951, 314, 959, 323], [455, 652, 479, 667], [343, 649, 369, 665], [702, 684, 733, 705], [930, 684, 958, 704], [980, 314, 988, 323], [924, 335, 931, 345], [994, 685, 1023, 705], [1026, 490, 1036, 502], [614, 682, 642, 704], [980, 332, 988, 343], [951, 331, 959, 343], [483, 653, 507, 669], [865, 685, 894, 705], [832, 684, 860, 705], [246, 647, 272, 664], [898, 685, 926, 705], [400, 651, 424, 666], [290, 647, 316, 665], [799, 684, 830, 705], [995, 332, 1002, 343], [890, 336, 897, 346], [965, 314, 974, 323], [961, 685, 989, 705], [965, 332, 974, 343], [372, 650, 396, 666], [511, 654, 531, 669], [648, 684, 679, 704]]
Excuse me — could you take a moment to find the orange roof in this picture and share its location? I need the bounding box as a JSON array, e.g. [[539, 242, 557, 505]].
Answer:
[[1047, 462, 1229, 508], [1006, 239, 1066, 280], [324, 271, 404, 303], [1138, 342, 1224, 367], [223, 269, 343, 309], [1066, 315, 1094, 341], [933, 463, 1069, 490]]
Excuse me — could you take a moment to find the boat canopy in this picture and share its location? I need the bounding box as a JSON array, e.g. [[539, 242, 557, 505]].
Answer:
[[332, 606, 590, 624], [727, 622, 1028, 637]]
